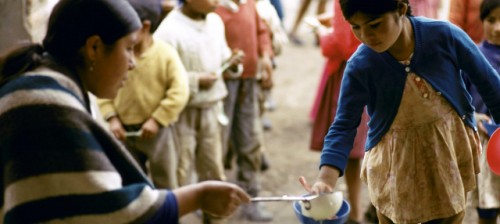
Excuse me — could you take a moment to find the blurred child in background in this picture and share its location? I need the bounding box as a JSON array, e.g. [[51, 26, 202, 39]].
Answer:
[[449, 0, 484, 43], [215, 0, 275, 221], [154, 0, 244, 222], [98, 0, 189, 190], [463, 0, 500, 222]]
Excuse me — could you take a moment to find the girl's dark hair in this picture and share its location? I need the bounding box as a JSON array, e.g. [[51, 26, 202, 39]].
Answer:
[[0, 0, 141, 86], [339, 0, 413, 20], [480, 0, 500, 21]]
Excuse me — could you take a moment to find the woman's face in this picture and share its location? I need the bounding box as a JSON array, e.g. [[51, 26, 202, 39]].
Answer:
[[483, 7, 500, 46], [84, 31, 138, 99], [348, 11, 404, 53]]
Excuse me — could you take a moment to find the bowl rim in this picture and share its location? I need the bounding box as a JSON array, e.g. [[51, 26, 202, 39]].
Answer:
[[292, 199, 351, 221]]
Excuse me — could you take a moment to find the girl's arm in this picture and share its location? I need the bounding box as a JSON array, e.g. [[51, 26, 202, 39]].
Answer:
[[452, 26, 500, 122]]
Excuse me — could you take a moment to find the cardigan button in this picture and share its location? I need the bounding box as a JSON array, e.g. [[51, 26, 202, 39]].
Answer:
[[462, 115, 466, 120], [405, 67, 410, 72], [436, 92, 442, 95], [423, 93, 429, 98], [415, 77, 421, 82]]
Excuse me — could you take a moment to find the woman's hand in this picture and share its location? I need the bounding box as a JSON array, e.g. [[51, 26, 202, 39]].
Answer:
[[198, 181, 251, 217], [173, 181, 250, 218]]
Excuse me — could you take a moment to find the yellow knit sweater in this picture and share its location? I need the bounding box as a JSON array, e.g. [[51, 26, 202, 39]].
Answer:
[[98, 38, 189, 126]]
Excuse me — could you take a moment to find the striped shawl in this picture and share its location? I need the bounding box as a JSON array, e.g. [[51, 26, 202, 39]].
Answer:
[[0, 68, 169, 223]]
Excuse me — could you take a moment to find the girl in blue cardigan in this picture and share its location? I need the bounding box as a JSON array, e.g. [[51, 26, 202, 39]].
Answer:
[[301, 0, 500, 223]]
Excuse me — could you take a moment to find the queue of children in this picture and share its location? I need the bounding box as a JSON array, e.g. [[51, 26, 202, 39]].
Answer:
[[154, 0, 246, 222], [97, 0, 279, 223]]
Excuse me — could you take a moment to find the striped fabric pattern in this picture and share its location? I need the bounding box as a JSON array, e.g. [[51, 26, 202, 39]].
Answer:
[[0, 68, 167, 223]]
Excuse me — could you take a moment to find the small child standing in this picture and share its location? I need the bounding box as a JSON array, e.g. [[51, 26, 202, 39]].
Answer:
[[215, 0, 275, 221], [154, 0, 243, 222], [464, 0, 500, 222], [98, 0, 189, 189], [302, 0, 500, 223]]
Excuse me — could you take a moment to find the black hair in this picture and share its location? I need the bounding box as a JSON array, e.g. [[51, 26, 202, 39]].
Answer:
[[339, 0, 413, 20], [127, 0, 163, 33], [0, 0, 141, 86], [480, 0, 500, 21]]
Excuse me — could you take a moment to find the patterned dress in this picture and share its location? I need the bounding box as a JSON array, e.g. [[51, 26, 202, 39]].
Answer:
[[361, 58, 480, 223]]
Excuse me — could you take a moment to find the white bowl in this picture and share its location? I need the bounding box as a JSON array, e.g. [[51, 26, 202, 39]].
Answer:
[[299, 192, 343, 220]]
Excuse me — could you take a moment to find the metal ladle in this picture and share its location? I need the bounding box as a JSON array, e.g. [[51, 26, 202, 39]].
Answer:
[[250, 193, 329, 210]]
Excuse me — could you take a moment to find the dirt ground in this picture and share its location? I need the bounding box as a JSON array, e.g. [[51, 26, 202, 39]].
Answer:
[[182, 1, 479, 223]]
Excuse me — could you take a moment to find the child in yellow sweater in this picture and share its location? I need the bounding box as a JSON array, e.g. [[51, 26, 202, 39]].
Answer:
[[98, 0, 189, 189]]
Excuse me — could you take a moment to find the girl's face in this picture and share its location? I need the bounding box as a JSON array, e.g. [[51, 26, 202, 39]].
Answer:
[[84, 31, 138, 99], [483, 7, 500, 45], [348, 10, 404, 53]]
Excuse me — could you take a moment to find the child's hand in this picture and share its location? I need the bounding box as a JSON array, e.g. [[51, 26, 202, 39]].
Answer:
[[317, 12, 333, 28], [260, 55, 273, 90], [475, 112, 492, 135], [141, 117, 160, 140], [108, 116, 126, 141], [228, 49, 245, 67], [199, 73, 217, 89]]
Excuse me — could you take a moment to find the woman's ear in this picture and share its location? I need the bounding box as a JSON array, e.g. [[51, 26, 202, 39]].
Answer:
[[84, 35, 103, 61], [398, 2, 408, 17]]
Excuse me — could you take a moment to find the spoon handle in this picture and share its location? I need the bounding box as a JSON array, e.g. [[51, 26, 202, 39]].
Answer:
[[250, 195, 313, 202]]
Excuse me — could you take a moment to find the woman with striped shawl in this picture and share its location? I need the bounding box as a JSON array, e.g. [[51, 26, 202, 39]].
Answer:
[[0, 0, 249, 223]]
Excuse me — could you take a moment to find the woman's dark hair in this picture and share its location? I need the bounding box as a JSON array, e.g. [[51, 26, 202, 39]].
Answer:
[[339, 0, 413, 20], [480, 0, 500, 21], [0, 0, 141, 86]]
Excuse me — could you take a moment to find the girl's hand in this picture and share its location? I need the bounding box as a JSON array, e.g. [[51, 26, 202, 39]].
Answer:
[[300, 166, 340, 194], [299, 176, 334, 195]]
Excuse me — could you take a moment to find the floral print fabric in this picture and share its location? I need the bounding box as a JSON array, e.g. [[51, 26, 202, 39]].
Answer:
[[361, 72, 480, 223]]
